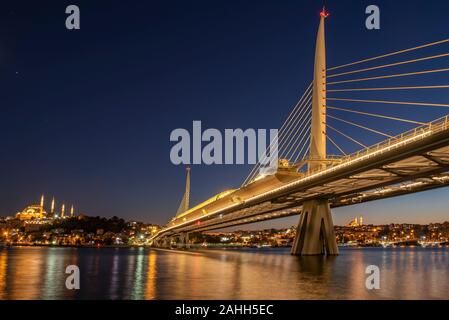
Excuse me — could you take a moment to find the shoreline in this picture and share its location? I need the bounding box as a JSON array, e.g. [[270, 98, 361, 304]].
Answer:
[[2, 243, 448, 250]]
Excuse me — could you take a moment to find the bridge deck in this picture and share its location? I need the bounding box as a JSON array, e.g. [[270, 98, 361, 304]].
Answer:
[[153, 116, 449, 239]]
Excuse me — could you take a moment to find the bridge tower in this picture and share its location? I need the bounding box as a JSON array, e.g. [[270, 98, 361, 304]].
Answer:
[[291, 8, 339, 256], [176, 167, 191, 216], [309, 8, 328, 171]]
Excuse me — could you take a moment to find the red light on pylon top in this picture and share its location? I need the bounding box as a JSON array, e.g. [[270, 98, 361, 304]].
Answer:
[[320, 7, 330, 18]]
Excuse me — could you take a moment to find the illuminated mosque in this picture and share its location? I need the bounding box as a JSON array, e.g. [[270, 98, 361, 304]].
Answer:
[[15, 195, 75, 220], [348, 215, 364, 228]]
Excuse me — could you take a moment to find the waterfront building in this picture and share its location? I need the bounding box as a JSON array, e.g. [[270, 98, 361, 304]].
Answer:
[[24, 219, 52, 232], [347, 215, 364, 228], [16, 195, 47, 220], [16, 205, 46, 220]]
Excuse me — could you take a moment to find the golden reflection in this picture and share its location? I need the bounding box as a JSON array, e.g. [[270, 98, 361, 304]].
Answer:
[[346, 250, 370, 299], [0, 250, 8, 299], [0, 247, 447, 299], [144, 250, 157, 299], [9, 248, 45, 299], [174, 253, 189, 298]]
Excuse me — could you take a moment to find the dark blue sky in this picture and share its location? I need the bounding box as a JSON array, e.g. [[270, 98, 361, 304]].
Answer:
[[1, 0, 449, 227]]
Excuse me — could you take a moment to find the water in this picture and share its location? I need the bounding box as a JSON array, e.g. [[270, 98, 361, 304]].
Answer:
[[0, 246, 448, 300]]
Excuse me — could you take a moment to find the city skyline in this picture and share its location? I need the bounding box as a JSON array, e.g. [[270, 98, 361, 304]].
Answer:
[[3, 190, 449, 228], [1, 0, 449, 228]]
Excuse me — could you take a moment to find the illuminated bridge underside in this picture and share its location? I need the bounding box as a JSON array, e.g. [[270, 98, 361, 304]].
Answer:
[[154, 119, 449, 239]]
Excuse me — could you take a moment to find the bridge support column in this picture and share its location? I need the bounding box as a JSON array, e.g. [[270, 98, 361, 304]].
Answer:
[[184, 233, 190, 249], [162, 237, 170, 248], [176, 235, 183, 249], [177, 233, 190, 249], [169, 237, 175, 248], [291, 199, 339, 256]]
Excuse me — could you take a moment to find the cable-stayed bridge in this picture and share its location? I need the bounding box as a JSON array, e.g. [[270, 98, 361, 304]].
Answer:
[[151, 9, 449, 255]]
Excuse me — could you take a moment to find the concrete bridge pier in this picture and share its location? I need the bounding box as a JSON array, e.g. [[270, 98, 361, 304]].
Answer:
[[182, 233, 190, 249], [291, 199, 339, 256], [176, 233, 190, 249], [161, 237, 170, 248]]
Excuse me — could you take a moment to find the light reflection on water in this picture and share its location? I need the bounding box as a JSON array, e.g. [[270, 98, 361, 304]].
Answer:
[[0, 246, 448, 300]]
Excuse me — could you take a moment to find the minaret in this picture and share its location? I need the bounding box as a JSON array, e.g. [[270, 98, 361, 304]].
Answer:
[[51, 197, 55, 214], [360, 215, 363, 226], [61, 204, 65, 218], [308, 8, 328, 172], [40, 194, 45, 208], [70, 205, 74, 217]]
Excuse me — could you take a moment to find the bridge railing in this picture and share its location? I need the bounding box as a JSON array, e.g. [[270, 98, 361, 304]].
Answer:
[[307, 115, 449, 177]]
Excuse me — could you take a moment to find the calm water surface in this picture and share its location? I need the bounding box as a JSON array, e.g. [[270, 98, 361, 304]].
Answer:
[[0, 246, 448, 299]]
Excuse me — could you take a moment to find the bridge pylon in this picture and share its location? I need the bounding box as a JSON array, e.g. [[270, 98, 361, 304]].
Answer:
[[292, 8, 338, 256], [176, 167, 191, 216]]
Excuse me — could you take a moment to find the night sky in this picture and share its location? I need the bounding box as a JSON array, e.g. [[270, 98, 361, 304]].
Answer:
[[1, 0, 449, 227]]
